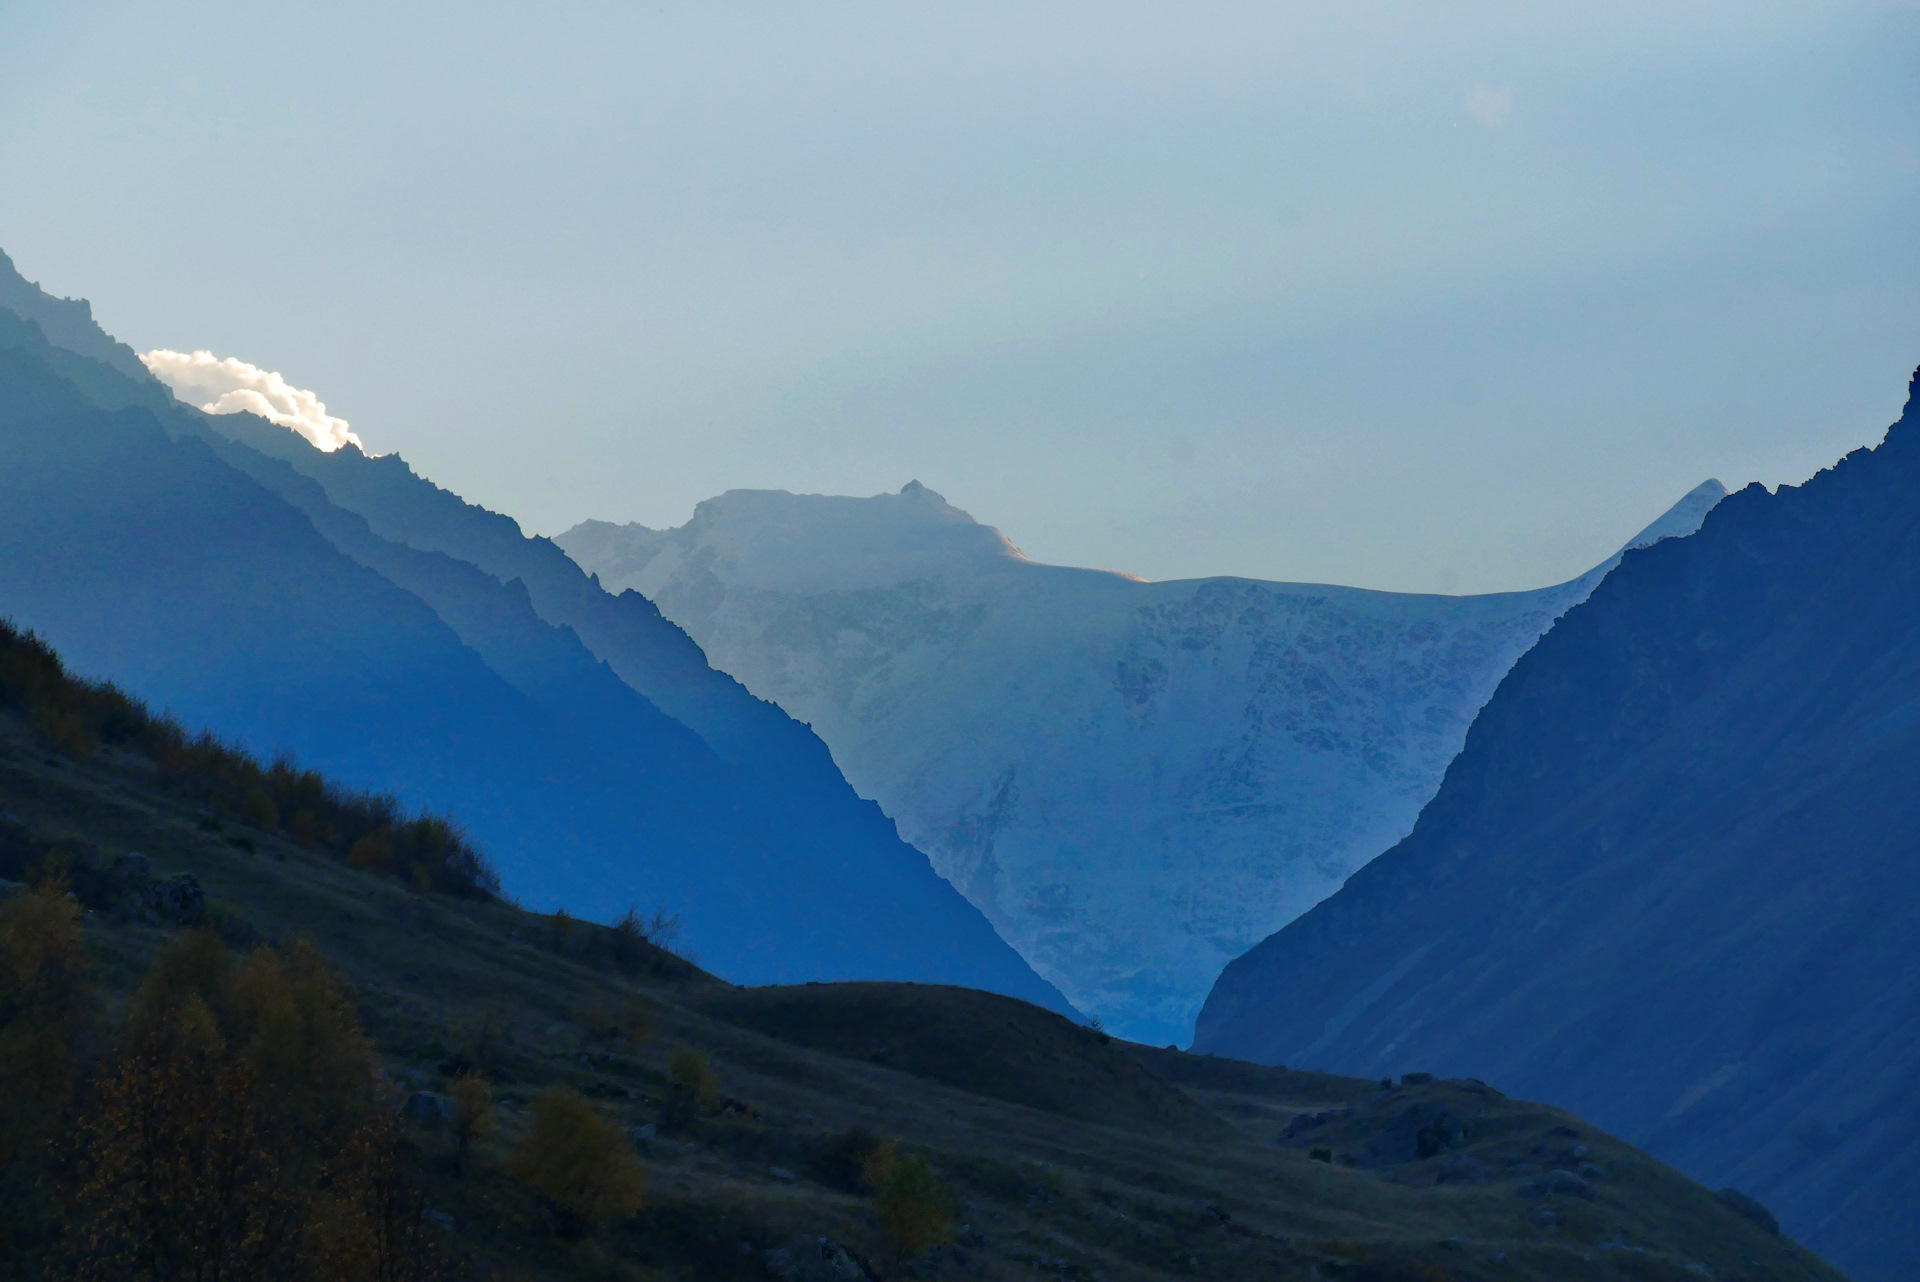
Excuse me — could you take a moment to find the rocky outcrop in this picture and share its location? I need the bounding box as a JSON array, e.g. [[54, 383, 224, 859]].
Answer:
[[1193, 365, 1920, 1282]]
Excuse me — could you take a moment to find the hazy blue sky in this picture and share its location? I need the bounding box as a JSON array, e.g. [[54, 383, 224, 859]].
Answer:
[[3, 1, 1916, 592]]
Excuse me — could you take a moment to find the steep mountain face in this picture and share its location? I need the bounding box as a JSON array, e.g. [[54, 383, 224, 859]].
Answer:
[[557, 480, 1722, 1044], [0, 263, 1068, 1010], [1193, 367, 1920, 1282]]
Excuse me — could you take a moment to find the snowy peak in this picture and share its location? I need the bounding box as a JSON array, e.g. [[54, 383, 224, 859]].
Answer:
[[577, 483, 1038, 595], [1620, 478, 1728, 553], [559, 479, 1723, 1043]]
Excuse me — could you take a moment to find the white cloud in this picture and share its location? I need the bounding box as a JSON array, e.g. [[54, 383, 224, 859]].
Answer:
[[1465, 84, 1514, 127], [139, 349, 363, 452]]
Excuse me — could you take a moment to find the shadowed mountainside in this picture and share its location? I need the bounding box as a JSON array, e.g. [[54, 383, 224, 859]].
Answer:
[[1196, 364, 1920, 1282], [0, 262, 1068, 1009]]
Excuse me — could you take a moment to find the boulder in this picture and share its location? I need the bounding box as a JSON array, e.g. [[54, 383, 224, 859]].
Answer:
[[401, 1091, 453, 1129], [144, 872, 204, 925], [1360, 1101, 1465, 1167]]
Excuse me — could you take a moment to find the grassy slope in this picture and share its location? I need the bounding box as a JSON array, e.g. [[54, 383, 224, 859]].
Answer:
[[0, 709, 1842, 1282]]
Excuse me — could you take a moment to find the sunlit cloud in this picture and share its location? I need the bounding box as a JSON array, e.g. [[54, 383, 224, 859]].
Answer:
[[140, 348, 363, 452], [1465, 84, 1513, 127]]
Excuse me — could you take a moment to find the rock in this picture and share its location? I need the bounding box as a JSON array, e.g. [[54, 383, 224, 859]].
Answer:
[[1568, 1144, 1589, 1159], [1361, 1101, 1465, 1166], [1521, 1169, 1596, 1200], [1529, 1207, 1557, 1229], [144, 872, 204, 925], [1400, 1071, 1435, 1086], [1715, 1188, 1780, 1235], [112, 851, 152, 880], [1282, 1107, 1349, 1140], [400, 1091, 453, 1129], [764, 1234, 868, 1281], [769, 1166, 797, 1182], [634, 1122, 657, 1140]]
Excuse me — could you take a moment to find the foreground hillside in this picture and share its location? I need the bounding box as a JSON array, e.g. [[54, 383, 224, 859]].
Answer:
[[0, 632, 1836, 1281], [1197, 365, 1920, 1281], [558, 480, 1722, 1043]]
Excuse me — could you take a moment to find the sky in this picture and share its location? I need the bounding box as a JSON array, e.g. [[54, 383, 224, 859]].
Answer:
[[2, 1, 1916, 593]]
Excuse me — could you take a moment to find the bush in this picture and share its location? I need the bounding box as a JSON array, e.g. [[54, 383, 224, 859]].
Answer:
[[874, 1151, 952, 1265], [508, 1086, 645, 1237], [816, 1126, 892, 1194], [663, 1045, 718, 1131]]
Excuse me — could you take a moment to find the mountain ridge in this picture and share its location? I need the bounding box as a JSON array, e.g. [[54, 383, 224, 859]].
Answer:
[[0, 251, 1070, 1011], [1192, 364, 1920, 1282]]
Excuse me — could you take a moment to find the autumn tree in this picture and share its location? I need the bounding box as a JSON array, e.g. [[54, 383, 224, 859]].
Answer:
[[305, 1111, 446, 1282], [67, 997, 296, 1281], [508, 1086, 645, 1237], [227, 939, 375, 1156], [0, 877, 91, 1266]]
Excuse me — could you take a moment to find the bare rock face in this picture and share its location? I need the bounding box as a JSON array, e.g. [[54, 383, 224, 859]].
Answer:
[[560, 480, 1721, 1043]]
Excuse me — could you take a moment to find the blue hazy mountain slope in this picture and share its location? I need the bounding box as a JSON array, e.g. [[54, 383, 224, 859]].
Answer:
[[201, 409, 853, 781], [1193, 365, 1920, 1282], [0, 249, 154, 383], [0, 290, 1070, 1009]]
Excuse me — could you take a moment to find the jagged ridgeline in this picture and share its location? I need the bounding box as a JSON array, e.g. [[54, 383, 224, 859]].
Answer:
[[0, 249, 1068, 1010], [0, 617, 497, 898]]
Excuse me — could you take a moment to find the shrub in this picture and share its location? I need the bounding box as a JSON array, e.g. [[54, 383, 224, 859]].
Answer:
[[816, 1126, 892, 1193], [874, 1151, 952, 1265], [663, 1045, 718, 1131], [508, 1086, 645, 1237]]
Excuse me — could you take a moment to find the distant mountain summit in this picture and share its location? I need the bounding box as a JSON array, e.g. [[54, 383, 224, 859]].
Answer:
[[1193, 365, 1920, 1282], [560, 478, 1723, 1043]]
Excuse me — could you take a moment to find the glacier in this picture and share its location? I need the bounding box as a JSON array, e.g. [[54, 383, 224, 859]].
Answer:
[[557, 478, 1724, 1045]]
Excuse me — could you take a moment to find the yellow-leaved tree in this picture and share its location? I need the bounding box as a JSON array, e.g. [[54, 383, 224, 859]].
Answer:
[[508, 1085, 645, 1237]]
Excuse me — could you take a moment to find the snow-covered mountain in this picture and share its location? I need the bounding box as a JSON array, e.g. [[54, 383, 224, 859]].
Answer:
[[558, 479, 1724, 1044]]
